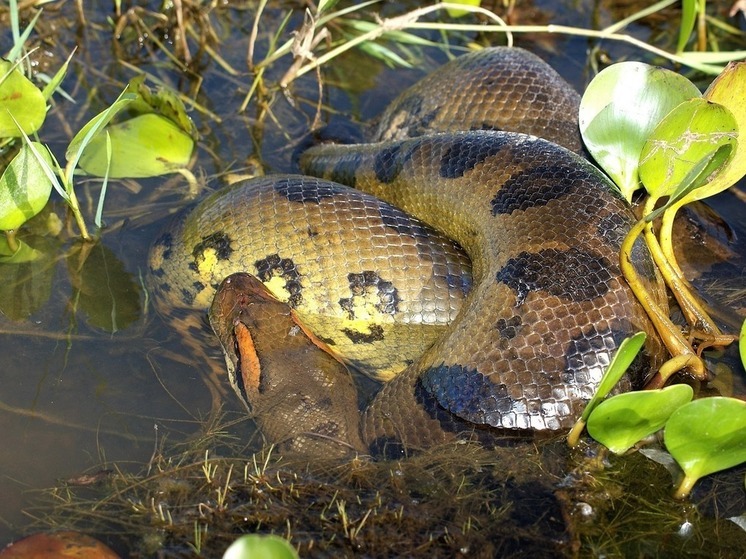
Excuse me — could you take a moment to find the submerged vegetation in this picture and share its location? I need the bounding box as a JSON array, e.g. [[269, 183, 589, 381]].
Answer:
[[0, 0, 744, 557]]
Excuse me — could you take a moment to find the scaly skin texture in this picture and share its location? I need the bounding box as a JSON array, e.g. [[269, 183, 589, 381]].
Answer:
[[150, 47, 667, 455]]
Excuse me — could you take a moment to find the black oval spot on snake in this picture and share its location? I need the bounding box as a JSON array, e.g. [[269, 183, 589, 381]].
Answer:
[[439, 134, 511, 179], [490, 163, 580, 215], [373, 144, 407, 184], [421, 363, 517, 425], [495, 247, 612, 305]]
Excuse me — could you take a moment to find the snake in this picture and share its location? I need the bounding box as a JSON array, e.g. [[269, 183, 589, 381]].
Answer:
[[148, 47, 668, 458]]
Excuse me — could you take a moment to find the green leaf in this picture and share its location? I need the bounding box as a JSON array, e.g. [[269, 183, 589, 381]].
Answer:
[[125, 76, 199, 140], [739, 319, 746, 371], [677, 0, 697, 53], [65, 91, 138, 170], [0, 60, 47, 137], [674, 61, 746, 205], [639, 98, 737, 199], [665, 397, 746, 498], [222, 534, 299, 559], [41, 50, 73, 101], [77, 113, 194, 178], [0, 142, 54, 230], [579, 62, 701, 202], [587, 384, 693, 454], [579, 332, 647, 423]]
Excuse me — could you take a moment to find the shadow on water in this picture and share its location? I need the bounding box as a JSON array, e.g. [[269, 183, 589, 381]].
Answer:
[[0, 0, 744, 556]]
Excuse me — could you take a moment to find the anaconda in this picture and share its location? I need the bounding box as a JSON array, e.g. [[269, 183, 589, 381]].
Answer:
[[149, 47, 667, 456]]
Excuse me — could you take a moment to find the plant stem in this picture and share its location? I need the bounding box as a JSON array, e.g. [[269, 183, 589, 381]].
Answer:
[[4, 230, 18, 253], [674, 473, 698, 499], [620, 218, 706, 380], [66, 186, 91, 241]]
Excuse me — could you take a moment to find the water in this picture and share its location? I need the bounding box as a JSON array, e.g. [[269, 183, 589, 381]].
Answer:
[[0, 0, 744, 555]]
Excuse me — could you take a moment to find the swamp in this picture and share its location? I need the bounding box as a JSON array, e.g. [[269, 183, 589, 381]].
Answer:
[[0, 0, 744, 557]]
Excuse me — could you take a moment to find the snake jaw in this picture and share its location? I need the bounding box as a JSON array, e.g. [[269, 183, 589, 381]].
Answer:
[[233, 319, 262, 400]]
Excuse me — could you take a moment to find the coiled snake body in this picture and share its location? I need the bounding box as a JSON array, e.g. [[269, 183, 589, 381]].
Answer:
[[149, 48, 666, 457]]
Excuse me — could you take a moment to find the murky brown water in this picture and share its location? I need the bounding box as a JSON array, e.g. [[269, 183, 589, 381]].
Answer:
[[0, 1, 744, 556]]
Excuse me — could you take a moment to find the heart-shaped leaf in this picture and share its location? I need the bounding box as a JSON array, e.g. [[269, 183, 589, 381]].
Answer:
[[77, 113, 194, 178], [0, 142, 54, 230], [639, 98, 737, 200], [579, 62, 700, 202], [664, 397, 746, 498], [740, 319, 746, 370], [587, 384, 693, 454], [0, 60, 47, 137]]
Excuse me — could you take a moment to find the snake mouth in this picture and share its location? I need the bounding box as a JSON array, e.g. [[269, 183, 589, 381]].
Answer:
[[231, 318, 262, 403]]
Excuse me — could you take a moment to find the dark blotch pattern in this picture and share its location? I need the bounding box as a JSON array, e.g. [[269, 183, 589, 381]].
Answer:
[[273, 176, 343, 203], [339, 271, 400, 319], [153, 232, 173, 261], [495, 247, 612, 305], [180, 288, 194, 306], [254, 254, 303, 307], [439, 134, 510, 179], [342, 324, 385, 344], [490, 163, 580, 215], [373, 144, 407, 184], [421, 364, 517, 425], [413, 377, 479, 434], [192, 231, 233, 262]]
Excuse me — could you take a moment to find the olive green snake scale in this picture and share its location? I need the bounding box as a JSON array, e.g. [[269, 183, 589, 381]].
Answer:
[[148, 47, 667, 457]]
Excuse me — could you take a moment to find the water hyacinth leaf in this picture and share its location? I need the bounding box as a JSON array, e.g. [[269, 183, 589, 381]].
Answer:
[[77, 113, 194, 178], [0, 60, 47, 137], [579, 62, 700, 202], [126, 76, 199, 140], [0, 142, 54, 231], [66, 91, 137, 167], [664, 397, 746, 498], [674, 61, 746, 204], [639, 98, 737, 200], [740, 319, 746, 371], [587, 384, 693, 454], [223, 534, 299, 559]]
